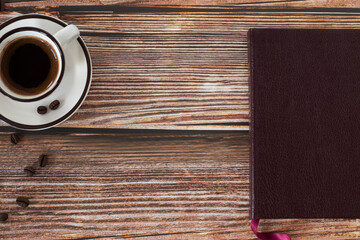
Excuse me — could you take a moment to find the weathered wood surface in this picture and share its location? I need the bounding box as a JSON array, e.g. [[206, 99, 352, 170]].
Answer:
[[0, 130, 247, 239], [5, 0, 360, 9], [2, 2, 360, 129], [1, 1, 360, 239], [0, 130, 358, 240]]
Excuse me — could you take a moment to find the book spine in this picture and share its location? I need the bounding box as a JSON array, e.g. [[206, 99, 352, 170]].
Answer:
[[248, 28, 255, 219]]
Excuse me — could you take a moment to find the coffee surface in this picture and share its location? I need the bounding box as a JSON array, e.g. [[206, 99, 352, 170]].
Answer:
[[0, 37, 59, 96]]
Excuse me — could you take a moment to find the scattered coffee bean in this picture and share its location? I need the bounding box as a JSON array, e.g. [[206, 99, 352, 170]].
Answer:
[[49, 100, 60, 110], [38, 154, 48, 167], [37, 106, 47, 115], [10, 133, 19, 145], [16, 197, 30, 208], [0, 213, 8, 222], [24, 166, 35, 176]]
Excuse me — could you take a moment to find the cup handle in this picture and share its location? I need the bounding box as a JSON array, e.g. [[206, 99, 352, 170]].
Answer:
[[54, 24, 80, 49]]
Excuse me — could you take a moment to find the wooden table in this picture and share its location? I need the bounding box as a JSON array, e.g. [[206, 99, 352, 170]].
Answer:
[[1, 1, 360, 239]]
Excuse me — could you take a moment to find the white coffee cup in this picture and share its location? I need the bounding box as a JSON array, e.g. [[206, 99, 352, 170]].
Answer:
[[0, 24, 79, 102]]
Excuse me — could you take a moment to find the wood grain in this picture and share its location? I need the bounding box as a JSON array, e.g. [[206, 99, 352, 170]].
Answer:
[[0, 130, 247, 239], [3, 8, 360, 130], [0, 1, 359, 239], [0, 130, 358, 239], [4, 0, 360, 9]]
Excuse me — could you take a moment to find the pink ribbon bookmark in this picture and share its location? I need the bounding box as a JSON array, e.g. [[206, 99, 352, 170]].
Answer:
[[251, 219, 291, 240]]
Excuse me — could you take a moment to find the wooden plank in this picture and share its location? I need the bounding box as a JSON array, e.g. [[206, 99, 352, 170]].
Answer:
[[0, 11, 248, 130], [1, 10, 360, 130], [0, 130, 358, 239], [4, 0, 360, 9], [0, 130, 247, 239]]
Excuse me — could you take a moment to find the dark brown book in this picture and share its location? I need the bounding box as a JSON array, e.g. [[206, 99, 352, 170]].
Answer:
[[249, 28, 360, 219]]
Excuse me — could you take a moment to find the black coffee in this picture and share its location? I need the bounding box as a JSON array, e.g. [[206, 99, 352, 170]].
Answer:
[[0, 37, 59, 96]]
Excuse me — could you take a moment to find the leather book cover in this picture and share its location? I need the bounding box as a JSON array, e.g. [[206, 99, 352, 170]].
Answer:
[[249, 28, 360, 219]]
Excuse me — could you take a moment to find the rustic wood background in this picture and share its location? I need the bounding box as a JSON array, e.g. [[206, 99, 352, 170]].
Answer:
[[1, 0, 360, 239]]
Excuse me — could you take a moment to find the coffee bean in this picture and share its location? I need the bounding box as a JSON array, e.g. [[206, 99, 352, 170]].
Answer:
[[0, 213, 8, 222], [37, 106, 47, 115], [16, 197, 30, 208], [24, 166, 35, 176], [10, 133, 19, 144], [49, 100, 60, 110], [38, 154, 48, 167]]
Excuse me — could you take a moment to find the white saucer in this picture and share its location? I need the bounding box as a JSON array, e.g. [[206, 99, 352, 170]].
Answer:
[[0, 14, 92, 130]]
